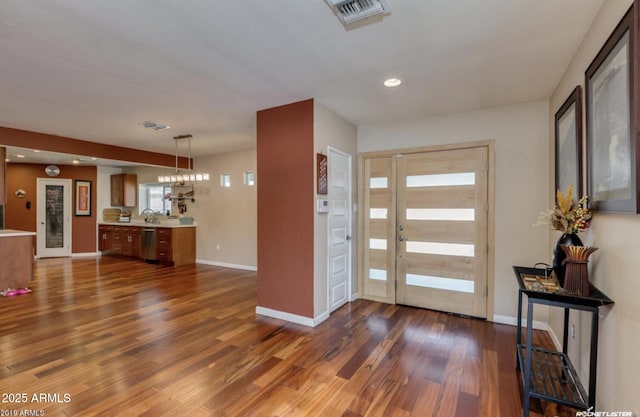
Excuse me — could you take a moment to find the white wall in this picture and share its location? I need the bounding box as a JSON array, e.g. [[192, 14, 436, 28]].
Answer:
[[190, 149, 257, 270], [358, 100, 551, 323], [313, 100, 358, 319], [548, 0, 638, 412]]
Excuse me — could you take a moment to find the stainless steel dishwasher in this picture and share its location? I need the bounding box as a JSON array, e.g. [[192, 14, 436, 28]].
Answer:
[[141, 228, 157, 261]]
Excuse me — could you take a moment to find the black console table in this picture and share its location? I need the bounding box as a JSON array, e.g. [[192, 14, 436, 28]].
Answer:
[[512, 266, 614, 417]]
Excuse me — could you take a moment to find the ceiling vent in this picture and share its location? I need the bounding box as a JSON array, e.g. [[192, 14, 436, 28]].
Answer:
[[326, 0, 391, 26], [141, 121, 171, 131]]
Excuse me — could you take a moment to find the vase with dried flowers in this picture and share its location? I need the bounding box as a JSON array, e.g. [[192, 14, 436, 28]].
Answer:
[[537, 184, 592, 287]]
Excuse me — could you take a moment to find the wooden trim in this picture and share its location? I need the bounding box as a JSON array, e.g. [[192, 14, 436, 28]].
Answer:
[[0, 126, 190, 168], [486, 141, 495, 322], [358, 139, 495, 159]]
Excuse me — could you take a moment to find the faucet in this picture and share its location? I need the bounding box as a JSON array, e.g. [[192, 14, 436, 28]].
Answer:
[[141, 208, 159, 224]]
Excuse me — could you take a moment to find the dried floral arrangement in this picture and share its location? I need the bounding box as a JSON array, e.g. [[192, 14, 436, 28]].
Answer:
[[538, 185, 592, 234]]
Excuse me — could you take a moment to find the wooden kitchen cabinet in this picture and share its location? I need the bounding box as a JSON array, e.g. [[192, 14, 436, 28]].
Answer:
[[98, 225, 141, 257], [98, 225, 116, 252], [110, 174, 137, 207], [156, 227, 195, 266], [99, 224, 195, 266], [121, 227, 141, 257]]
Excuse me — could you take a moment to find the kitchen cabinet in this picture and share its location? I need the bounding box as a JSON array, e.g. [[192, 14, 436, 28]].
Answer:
[[98, 225, 116, 252], [156, 227, 196, 266], [98, 225, 141, 257], [110, 174, 137, 207], [121, 227, 141, 257], [99, 224, 195, 266]]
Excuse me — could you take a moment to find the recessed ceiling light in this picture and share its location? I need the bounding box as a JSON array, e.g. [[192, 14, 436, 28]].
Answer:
[[33, 149, 41, 153], [384, 78, 402, 87], [16, 154, 25, 158], [72, 159, 80, 164]]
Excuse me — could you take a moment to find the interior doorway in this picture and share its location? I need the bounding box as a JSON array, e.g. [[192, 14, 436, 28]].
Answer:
[[37, 178, 72, 258], [327, 146, 353, 313]]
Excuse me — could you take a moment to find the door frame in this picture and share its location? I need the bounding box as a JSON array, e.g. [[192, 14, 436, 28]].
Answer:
[[358, 140, 495, 319], [327, 146, 353, 313], [37, 178, 72, 258]]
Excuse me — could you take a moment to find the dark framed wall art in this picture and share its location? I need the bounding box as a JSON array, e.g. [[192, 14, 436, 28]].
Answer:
[[585, 4, 640, 213], [74, 180, 92, 216], [317, 153, 328, 195], [555, 85, 583, 201]]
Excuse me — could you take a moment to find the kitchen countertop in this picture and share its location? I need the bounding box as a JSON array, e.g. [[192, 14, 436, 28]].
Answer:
[[99, 221, 196, 228], [0, 229, 37, 237]]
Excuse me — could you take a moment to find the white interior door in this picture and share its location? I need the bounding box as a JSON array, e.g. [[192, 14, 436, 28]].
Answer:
[[37, 178, 72, 258], [328, 147, 352, 312]]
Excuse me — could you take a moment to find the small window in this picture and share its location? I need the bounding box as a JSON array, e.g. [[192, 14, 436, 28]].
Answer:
[[220, 173, 231, 188], [243, 171, 255, 186]]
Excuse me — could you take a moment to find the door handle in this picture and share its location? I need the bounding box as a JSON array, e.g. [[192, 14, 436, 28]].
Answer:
[[398, 225, 404, 231], [398, 235, 405, 242], [346, 235, 352, 241]]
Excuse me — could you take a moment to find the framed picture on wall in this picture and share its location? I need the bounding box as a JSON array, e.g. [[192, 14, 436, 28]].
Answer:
[[317, 153, 328, 195], [74, 180, 91, 216], [555, 85, 583, 201], [585, 4, 639, 213]]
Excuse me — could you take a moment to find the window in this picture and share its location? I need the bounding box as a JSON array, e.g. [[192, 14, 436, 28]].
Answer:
[[243, 171, 255, 186], [221, 174, 231, 188], [139, 184, 172, 215]]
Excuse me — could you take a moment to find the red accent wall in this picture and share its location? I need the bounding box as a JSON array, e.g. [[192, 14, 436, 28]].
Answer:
[[5, 163, 98, 254], [0, 126, 190, 168], [257, 99, 314, 318]]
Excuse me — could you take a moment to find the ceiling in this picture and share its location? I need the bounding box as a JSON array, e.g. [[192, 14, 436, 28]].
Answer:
[[1, 0, 604, 163]]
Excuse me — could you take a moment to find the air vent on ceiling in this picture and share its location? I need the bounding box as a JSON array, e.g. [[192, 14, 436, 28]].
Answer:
[[141, 121, 171, 131], [326, 0, 390, 25]]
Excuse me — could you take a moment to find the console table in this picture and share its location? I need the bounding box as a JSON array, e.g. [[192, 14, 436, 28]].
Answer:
[[512, 266, 614, 417]]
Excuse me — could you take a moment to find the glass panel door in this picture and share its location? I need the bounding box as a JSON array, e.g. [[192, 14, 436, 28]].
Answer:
[[360, 156, 396, 303], [395, 147, 489, 318]]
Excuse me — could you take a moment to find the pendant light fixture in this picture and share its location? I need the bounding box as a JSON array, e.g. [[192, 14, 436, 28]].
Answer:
[[158, 135, 210, 183]]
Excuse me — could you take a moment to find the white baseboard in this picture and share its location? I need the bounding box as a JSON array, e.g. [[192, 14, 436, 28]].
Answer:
[[196, 259, 257, 272], [492, 315, 562, 350], [72, 252, 99, 258], [256, 306, 329, 327], [546, 324, 563, 350], [492, 314, 549, 331], [350, 292, 360, 301]]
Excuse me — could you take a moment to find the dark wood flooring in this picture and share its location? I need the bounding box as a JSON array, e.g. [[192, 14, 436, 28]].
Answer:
[[0, 256, 572, 416]]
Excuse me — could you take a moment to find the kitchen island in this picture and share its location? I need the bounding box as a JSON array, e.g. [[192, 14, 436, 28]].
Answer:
[[0, 229, 36, 291], [98, 222, 196, 266]]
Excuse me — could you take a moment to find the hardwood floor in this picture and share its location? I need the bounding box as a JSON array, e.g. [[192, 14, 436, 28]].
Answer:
[[0, 257, 570, 417]]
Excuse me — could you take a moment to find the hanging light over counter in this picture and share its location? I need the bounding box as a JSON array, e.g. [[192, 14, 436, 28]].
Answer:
[[158, 134, 210, 183]]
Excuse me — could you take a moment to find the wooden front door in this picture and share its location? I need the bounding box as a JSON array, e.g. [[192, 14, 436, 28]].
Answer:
[[360, 143, 492, 318], [395, 147, 489, 317]]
